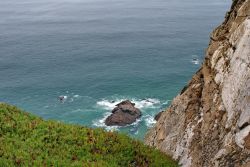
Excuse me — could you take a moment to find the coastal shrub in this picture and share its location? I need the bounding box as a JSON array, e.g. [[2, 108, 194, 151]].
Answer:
[[0, 103, 178, 167]]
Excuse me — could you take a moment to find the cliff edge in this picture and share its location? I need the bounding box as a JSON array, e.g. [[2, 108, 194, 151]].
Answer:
[[145, 0, 250, 166]]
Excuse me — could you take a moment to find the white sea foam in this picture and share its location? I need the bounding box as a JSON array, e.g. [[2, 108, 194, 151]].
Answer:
[[43, 105, 49, 109], [95, 97, 162, 132], [96, 98, 161, 110], [96, 100, 119, 110], [92, 112, 143, 132], [92, 112, 119, 131], [131, 118, 142, 126], [58, 94, 82, 103], [135, 98, 160, 109], [191, 59, 199, 65], [71, 108, 83, 113], [162, 100, 170, 105], [129, 118, 142, 134], [191, 55, 200, 65], [144, 115, 157, 127], [73, 95, 80, 98], [59, 95, 68, 102]]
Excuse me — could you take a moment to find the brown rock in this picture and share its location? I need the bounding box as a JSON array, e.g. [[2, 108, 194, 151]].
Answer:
[[105, 100, 141, 126], [145, 0, 250, 166], [154, 111, 164, 121], [244, 133, 250, 149]]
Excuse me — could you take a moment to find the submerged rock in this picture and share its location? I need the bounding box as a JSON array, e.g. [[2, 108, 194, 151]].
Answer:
[[105, 100, 142, 126]]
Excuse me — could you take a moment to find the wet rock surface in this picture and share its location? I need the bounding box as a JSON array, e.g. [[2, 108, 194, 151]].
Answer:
[[105, 100, 142, 126]]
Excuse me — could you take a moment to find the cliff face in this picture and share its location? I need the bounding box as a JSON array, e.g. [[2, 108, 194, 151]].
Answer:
[[145, 0, 250, 167]]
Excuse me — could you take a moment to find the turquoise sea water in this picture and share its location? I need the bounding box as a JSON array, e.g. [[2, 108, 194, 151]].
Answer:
[[0, 0, 230, 139]]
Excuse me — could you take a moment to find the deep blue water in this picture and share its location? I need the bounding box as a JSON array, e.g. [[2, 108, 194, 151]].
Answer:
[[0, 0, 230, 139]]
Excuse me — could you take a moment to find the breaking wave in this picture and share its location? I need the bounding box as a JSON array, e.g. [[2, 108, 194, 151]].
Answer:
[[93, 97, 164, 132], [96, 98, 161, 110], [144, 115, 157, 128], [92, 112, 118, 131]]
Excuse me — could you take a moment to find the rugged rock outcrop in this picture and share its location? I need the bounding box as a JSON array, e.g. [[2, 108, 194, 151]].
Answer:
[[105, 100, 141, 126], [145, 0, 250, 166], [154, 111, 164, 121]]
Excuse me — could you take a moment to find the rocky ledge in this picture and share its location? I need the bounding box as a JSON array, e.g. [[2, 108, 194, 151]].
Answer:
[[105, 100, 142, 126], [145, 0, 250, 167]]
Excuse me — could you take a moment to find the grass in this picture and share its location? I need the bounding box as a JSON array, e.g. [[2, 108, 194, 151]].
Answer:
[[0, 103, 178, 167]]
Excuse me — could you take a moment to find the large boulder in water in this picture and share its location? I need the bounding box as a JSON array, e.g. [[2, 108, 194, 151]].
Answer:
[[105, 100, 142, 126]]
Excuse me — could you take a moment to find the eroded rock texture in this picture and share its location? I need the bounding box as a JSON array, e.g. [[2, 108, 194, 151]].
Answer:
[[145, 0, 250, 166], [105, 100, 141, 126]]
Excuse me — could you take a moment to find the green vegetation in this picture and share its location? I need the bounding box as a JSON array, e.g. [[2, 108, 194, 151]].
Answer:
[[0, 103, 178, 167]]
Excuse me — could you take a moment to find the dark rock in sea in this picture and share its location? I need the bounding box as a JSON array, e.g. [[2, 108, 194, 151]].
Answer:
[[105, 100, 142, 126], [154, 111, 164, 121]]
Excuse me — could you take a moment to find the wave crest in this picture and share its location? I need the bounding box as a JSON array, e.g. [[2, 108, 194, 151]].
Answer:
[[96, 98, 161, 110]]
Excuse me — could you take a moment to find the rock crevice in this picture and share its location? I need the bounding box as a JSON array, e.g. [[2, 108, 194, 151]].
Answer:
[[145, 0, 250, 166]]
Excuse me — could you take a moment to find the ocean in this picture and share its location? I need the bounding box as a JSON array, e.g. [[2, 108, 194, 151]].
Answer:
[[0, 0, 230, 139]]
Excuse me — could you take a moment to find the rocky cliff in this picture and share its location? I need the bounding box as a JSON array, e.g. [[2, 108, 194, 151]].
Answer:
[[145, 0, 250, 166]]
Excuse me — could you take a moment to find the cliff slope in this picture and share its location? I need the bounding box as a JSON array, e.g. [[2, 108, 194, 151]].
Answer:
[[145, 0, 250, 166]]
